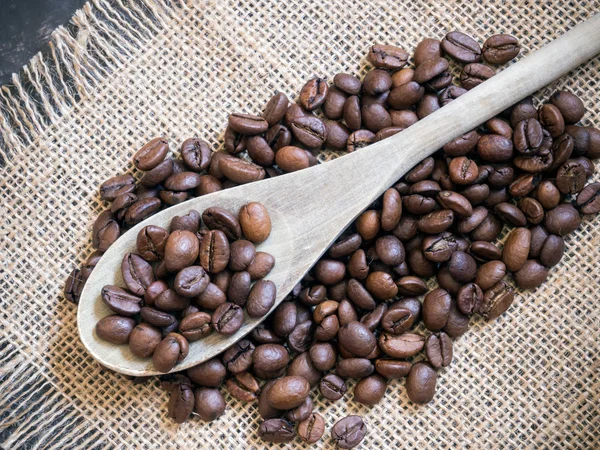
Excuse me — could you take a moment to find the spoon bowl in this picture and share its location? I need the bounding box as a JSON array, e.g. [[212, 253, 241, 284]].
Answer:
[[78, 14, 600, 376]]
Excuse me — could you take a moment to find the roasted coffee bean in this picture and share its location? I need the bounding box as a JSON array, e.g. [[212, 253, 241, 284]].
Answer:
[[362, 103, 392, 132], [187, 358, 226, 387], [169, 211, 201, 234], [486, 118, 513, 138], [101, 285, 142, 316], [388, 81, 424, 109], [425, 332, 453, 368], [155, 288, 190, 312], [544, 204, 581, 235], [173, 266, 209, 298], [297, 413, 325, 444], [275, 145, 311, 172], [539, 234, 565, 267], [338, 321, 376, 357], [228, 113, 268, 135], [423, 288, 451, 331], [228, 240, 255, 272], [285, 395, 313, 423], [514, 118, 543, 154], [358, 303, 386, 331], [64, 268, 85, 305], [333, 73, 361, 95], [308, 342, 337, 372], [263, 92, 289, 126], [211, 302, 244, 336], [460, 63, 495, 90], [287, 352, 321, 387], [514, 260, 550, 289], [227, 372, 261, 402], [477, 134, 514, 162], [246, 136, 275, 166], [164, 230, 199, 273], [194, 388, 226, 422], [331, 415, 367, 449], [510, 97, 537, 127], [140, 158, 174, 187], [245, 280, 277, 318], [449, 157, 478, 185], [494, 202, 527, 226], [456, 283, 483, 315], [196, 176, 223, 197], [406, 362, 437, 404], [556, 160, 587, 195], [221, 339, 255, 374], [479, 280, 514, 320], [346, 279, 376, 311], [325, 120, 351, 149], [203, 207, 242, 240], [363, 69, 392, 95], [407, 248, 436, 277], [334, 358, 373, 379], [323, 87, 348, 120], [258, 380, 284, 419], [129, 323, 162, 358], [96, 315, 136, 345], [470, 240, 502, 261], [418, 209, 454, 234], [140, 307, 176, 327], [253, 344, 289, 379], [274, 301, 299, 336], [179, 312, 212, 341], [439, 85, 467, 106], [258, 419, 295, 443], [549, 134, 575, 171], [576, 183, 600, 214], [537, 103, 565, 137], [365, 271, 398, 300], [328, 234, 362, 259], [396, 277, 428, 298], [299, 77, 328, 110], [378, 332, 425, 358], [92, 210, 121, 251], [368, 44, 408, 70], [267, 376, 310, 410], [413, 38, 441, 65], [509, 173, 541, 198], [475, 260, 507, 292], [159, 190, 188, 205], [482, 34, 520, 64], [167, 382, 194, 424], [179, 138, 211, 171], [448, 251, 477, 282], [196, 282, 226, 310], [246, 252, 275, 280], [353, 374, 386, 406], [265, 124, 292, 151], [290, 115, 327, 148], [517, 197, 545, 224], [416, 93, 441, 119], [442, 31, 481, 63], [413, 57, 449, 84], [319, 374, 347, 401], [152, 332, 188, 372], [220, 156, 266, 184], [550, 90, 585, 124], [502, 227, 531, 272], [133, 137, 168, 170], [99, 174, 135, 201], [144, 280, 168, 306], [314, 259, 346, 285], [223, 127, 247, 154], [347, 129, 375, 152], [437, 191, 473, 217]]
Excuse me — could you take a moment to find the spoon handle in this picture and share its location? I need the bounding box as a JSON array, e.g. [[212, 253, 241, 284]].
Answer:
[[289, 13, 600, 250]]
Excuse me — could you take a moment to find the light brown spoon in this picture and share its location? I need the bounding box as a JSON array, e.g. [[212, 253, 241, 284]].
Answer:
[[78, 15, 600, 376]]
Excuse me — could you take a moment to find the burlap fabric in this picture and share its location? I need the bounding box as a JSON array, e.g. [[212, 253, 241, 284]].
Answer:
[[1, 0, 599, 448]]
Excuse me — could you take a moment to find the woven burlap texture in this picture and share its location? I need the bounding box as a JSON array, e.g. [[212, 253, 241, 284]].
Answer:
[[0, 0, 599, 448]]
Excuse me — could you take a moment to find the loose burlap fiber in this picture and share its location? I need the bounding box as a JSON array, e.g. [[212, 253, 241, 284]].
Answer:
[[1, 0, 599, 448]]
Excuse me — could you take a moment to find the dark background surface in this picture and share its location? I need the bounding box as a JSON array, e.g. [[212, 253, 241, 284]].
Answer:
[[0, 0, 86, 85]]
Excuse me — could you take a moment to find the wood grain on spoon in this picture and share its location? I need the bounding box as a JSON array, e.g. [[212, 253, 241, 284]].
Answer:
[[78, 14, 600, 376]]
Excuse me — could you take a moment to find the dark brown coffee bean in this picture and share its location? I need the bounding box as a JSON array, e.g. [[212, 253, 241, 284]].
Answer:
[[344, 279, 375, 311], [536, 104, 565, 138], [338, 321, 376, 357], [228, 113, 268, 135], [331, 415, 367, 449], [470, 241, 502, 262], [96, 315, 136, 344], [164, 230, 199, 273], [258, 380, 284, 419], [550, 90, 585, 124], [353, 374, 386, 406], [199, 230, 229, 274], [442, 31, 481, 63], [365, 271, 398, 300], [425, 332, 453, 368], [436, 191, 473, 217], [299, 77, 328, 110], [333, 73, 362, 95], [101, 285, 141, 316], [387, 81, 424, 110], [313, 259, 345, 285], [368, 44, 408, 69], [528, 227, 549, 260], [556, 160, 587, 195], [140, 307, 175, 328], [245, 280, 276, 318], [413, 57, 449, 84], [186, 359, 226, 389], [220, 157, 266, 184], [481, 34, 520, 64], [169, 211, 200, 234], [381, 307, 414, 334], [375, 235, 405, 265], [416, 93, 440, 119], [173, 266, 209, 298], [263, 92, 289, 126], [509, 173, 541, 198], [374, 126, 405, 142], [152, 332, 188, 372], [414, 38, 441, 65], [474, 260, 506, 291], [346, 129, 375, 152], [407, 248, 436, 278], [448, 251, 477, 282], [325, 120, 351, 150], [477, 134, 514, 162], [406, 363, 437, 404], [494, 202, 527, 226], [318, 374, 347, 401], [502, 227, 531, 272], [228, 240, 255, 272], [308, 342, 337, 372], [514, 260, 550, 289], [327, 234, 361, 259], [227, 372, 261, 402], [443, 131, 479, 157], [253, 344, 289, 379], [100, 174, 137, 205], [448, 157, 478, 185], [227, 271, 252, 306], [167, 381, 194, 424], [374, 359, 411, 379], [223, 126, 247, 154], [64, 268, 85, 305], [177, 138, 210, 172], [211, 302, 243, 336], [455, 283, 483, 315], [92, 210, 120, 252], [258, 419, 295, 443], [194, 388, 226, 422], [128, 323, 162, 358], [192, 284, 224, 311], [418, 209, 454, 234], [285, 395, 313, 423], [460, 63, 494, 90], [298, 413, 325, 444], [362, 69, 392, 95], [439, 85, 467, 106], [267, 376, 310, 410], [144, 280, 167, 306], [517, 197, 544, 225], [287, 352, 320, 387], [423, 288, 451, 331], [155, 288, 190, 312], [544, 204, 581, 235], [219, 340, 254, 375], [322, 87, 348, 120], [576, 182, 600, 214], [274, 145, 309, 172], [179, 312, 212, 341], [201, 206, 241, 240], [335, 358, 373, 379], [290, 115, 327, 148], [245, 136, 274, 166], [478, 280, 514, 320], [539, 234, 565, 267], [159, 189, 188, 206], [378, 332, 424, 359], [361, 103, 392, 132]]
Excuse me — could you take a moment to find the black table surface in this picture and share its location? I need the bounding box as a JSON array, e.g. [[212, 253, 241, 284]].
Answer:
[[0, 0, 86, 85]]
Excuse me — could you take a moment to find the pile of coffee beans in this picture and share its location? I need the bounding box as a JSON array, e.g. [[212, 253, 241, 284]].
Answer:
[[64, 29, 600, 448], [95, 203, 275, 372]]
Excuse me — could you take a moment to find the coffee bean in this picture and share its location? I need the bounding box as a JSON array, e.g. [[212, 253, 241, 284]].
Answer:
[[338, 321, 376, 357], [456, 283, 483, 315], [517, 197, 545, 225], [308, 342, 336, 372], [319, 374, 347, 401], [173, 266, 209, 298], [333, 73, 361, 95], [325, 120, 351, 149], [167, 382, 194, 424], [258, 418, 295, 443], [550, 90, 585, 124], [442, 31, 481, 63], [285, 395, 313, 423], [381, 307, 414, 334], [92, 210, 121, 252], [64, 268, 85, 305], [267, 376, 310, 410], [227, 372, 261, 402], [482, 34, 520, 64], [179, 312, 212, 341], [99, 174, 135, 202], [448, 251, 477, 282], [422, 288, 451, 331], [556, 160, 587, 195], [299, 77, 328, 110], [202, 207, 242, 240], [152, 332, 188, 372], [332, 415, 367, 449], [263, 92, 289, 126], [363, 69, 392, 96], [219, 339, 254, 375], [470, 240, 502, 261], [576, 182, 600, 214], [194, 388, 226, 422], [388, 81, 424, 110], [335, 358, 374, 379], [96, 315, 136, 344], [211, 302, 243, 336], [544, 204, 581, 235], [477, 134, 514, 162], [413, 57, 449, 85], [368, 44, 408, 70], [413, 38, 441, 65], [406, 362, 437, 404], [101, 285, 142, 316], [243, 279, 276, 318], [228, 113, 269, 135], [361, 103, 392, 132], [378, 332, 425, 358], [253, 344, 289, 379], [290, 115, 327, 149], [155, 288, 190, 312], [298, 413, 325, 444], [220, 156, 266, 184], [140, 307, 175, 327], [514, 260, 550, 289], [353, 374, 386, 405], [425, 332, 453, 369], [478, 280, 514, 320], [186, 357, 226, 388], [144, 280, 168, 306], [159, 189, 188, 206], [163, 230, 199, 273], [460, 63, 495, 90]]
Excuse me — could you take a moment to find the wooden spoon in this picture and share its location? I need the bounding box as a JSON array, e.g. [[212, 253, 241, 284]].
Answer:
[[78, 15, 600, 376]]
